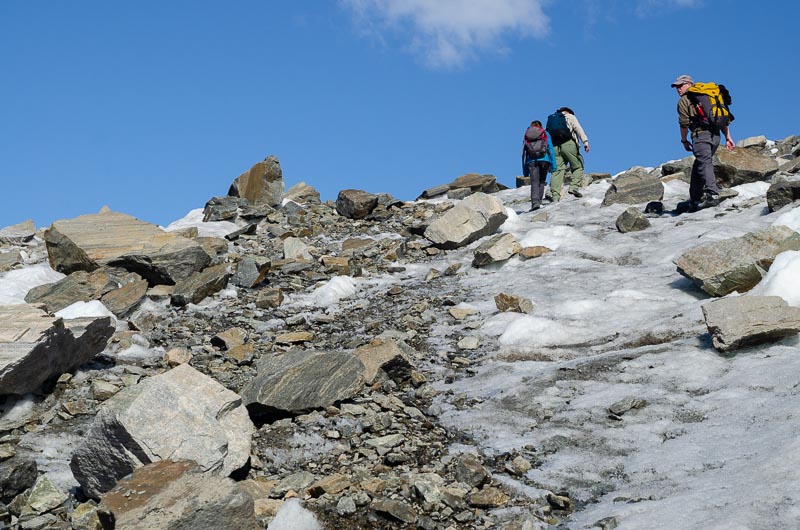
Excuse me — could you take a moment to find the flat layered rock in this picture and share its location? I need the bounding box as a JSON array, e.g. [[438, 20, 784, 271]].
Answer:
[[100, 460, 256, 530], [424, 193, 508, 250], [602, 167, 664, 207], [674, 226, 800, 296], [702, 296, 800, 352], [170, 263, 231, 306], [44, 211, 211, 285], [228, 155, 284, 207], [70, 364, 254, 500], [0, 304, 114, 395], [24, 269, 118, 313], [0, 220, 36, 244], [472, 233, 520, 267], [242, 350, 365, 419], [448, 173, 506, 194], [715, 147, 779, 187]]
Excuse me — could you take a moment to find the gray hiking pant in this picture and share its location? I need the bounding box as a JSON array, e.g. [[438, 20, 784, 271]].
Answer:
[[527, 161, 550, 207], [690, 130, 721, 202]]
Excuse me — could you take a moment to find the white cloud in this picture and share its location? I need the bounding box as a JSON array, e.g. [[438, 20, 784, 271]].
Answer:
[[340, 0, 549, 69]]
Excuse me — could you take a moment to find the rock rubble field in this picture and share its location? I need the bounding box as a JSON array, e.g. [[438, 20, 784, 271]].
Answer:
[[2, 136, 800, 529]]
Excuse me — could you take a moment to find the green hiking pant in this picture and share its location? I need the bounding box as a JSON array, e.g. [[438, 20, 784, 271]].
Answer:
[[550, 140, 584, 201]]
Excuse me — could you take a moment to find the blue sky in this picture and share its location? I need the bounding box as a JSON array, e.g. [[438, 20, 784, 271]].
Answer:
[[1, 1, 796, 228]]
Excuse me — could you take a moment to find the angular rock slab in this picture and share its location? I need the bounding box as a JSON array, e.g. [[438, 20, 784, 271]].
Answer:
[[170, 263, 231, 307], [355, 339, 414, 385], [714, 148, 779, 187], [0, 304, 114, 396], [228, 155, 284, 207], [448, 173, 506, 194], [100, 460, 257, 530], [424, 193, 508, 250], [766, 178, 800, 212], [602, 167, 664, 207], [674, 226, 800, 296], [336, 189, 378, 220], [702, 296, 800, 352], [70, 364, 255, 499], [616, 207, 651, 233], [242, 350, 365, 418], [472, 233, 520, 267], [285, 181, 321, 205], [44, 211, 211, 285], [24, 269, 118, 313], [0, 220, 36, 244]]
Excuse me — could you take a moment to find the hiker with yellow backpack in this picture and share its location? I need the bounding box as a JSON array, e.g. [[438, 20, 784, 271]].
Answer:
[[671, 74, 735, 212]]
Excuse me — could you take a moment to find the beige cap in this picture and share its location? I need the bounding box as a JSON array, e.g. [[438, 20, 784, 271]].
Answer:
[[670, 74, 694, 87]]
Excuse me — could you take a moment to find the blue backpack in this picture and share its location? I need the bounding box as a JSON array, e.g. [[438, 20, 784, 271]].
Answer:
[[546, 111, 572, 146]]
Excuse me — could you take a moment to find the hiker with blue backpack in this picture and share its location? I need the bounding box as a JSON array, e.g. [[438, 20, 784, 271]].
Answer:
[[671, 74, 735, 211], [522, 120, 557, 211], [546, 107, 590, 201]]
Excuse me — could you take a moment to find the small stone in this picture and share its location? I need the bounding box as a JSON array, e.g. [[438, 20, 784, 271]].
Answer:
[[519, 246, 553, 260], [163, 347, 193, 367], [449, 307, 477, 320], [467, 486, 508, 508], [91, 381, 119, 401], [457, 336, 481, 350], [546, 492, 573, 511], [372, 498, 417, 524], [336, 495, 357, 516], [274, 331, 314, 344], [0, 443, 15, 461]]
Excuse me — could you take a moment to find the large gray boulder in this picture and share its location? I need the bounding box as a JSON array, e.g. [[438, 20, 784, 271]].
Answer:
[[424, 193, 508, 250], [675, 226, 800, 296], [242, 350, 365, 419], [100, 460, 257, 530], [336, 189, 379, 219], [228, 155, 284, 207], [44, 211, 211, 285], [714, 148, 779, 187], [70, 363, 255, 500], [0, 220, 36, 245], [0, 304, 114, 396], [702, 296, 800, 352], [766, 178, 800, 212], [602, 167, 664, 207]]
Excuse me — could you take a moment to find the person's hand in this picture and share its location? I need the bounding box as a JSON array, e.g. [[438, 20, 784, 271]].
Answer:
[[583, 141, 590, 153], [726, 137, 735, 151], [681, 139, 692, 152]]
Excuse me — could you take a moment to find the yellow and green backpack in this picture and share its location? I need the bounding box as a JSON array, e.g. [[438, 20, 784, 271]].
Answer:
[[687, 82, 734, 131]]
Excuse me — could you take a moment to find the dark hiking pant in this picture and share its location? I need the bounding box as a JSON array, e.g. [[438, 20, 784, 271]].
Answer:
[[690, 130, 721, 202], [528, 161, 551, 207]]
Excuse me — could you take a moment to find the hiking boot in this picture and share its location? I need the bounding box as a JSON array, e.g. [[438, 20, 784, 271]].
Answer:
[[701, 192, 720, 208], [687, 201, 702, 213], [568, 189, 583, 198], [530, 204, 542, 212]]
